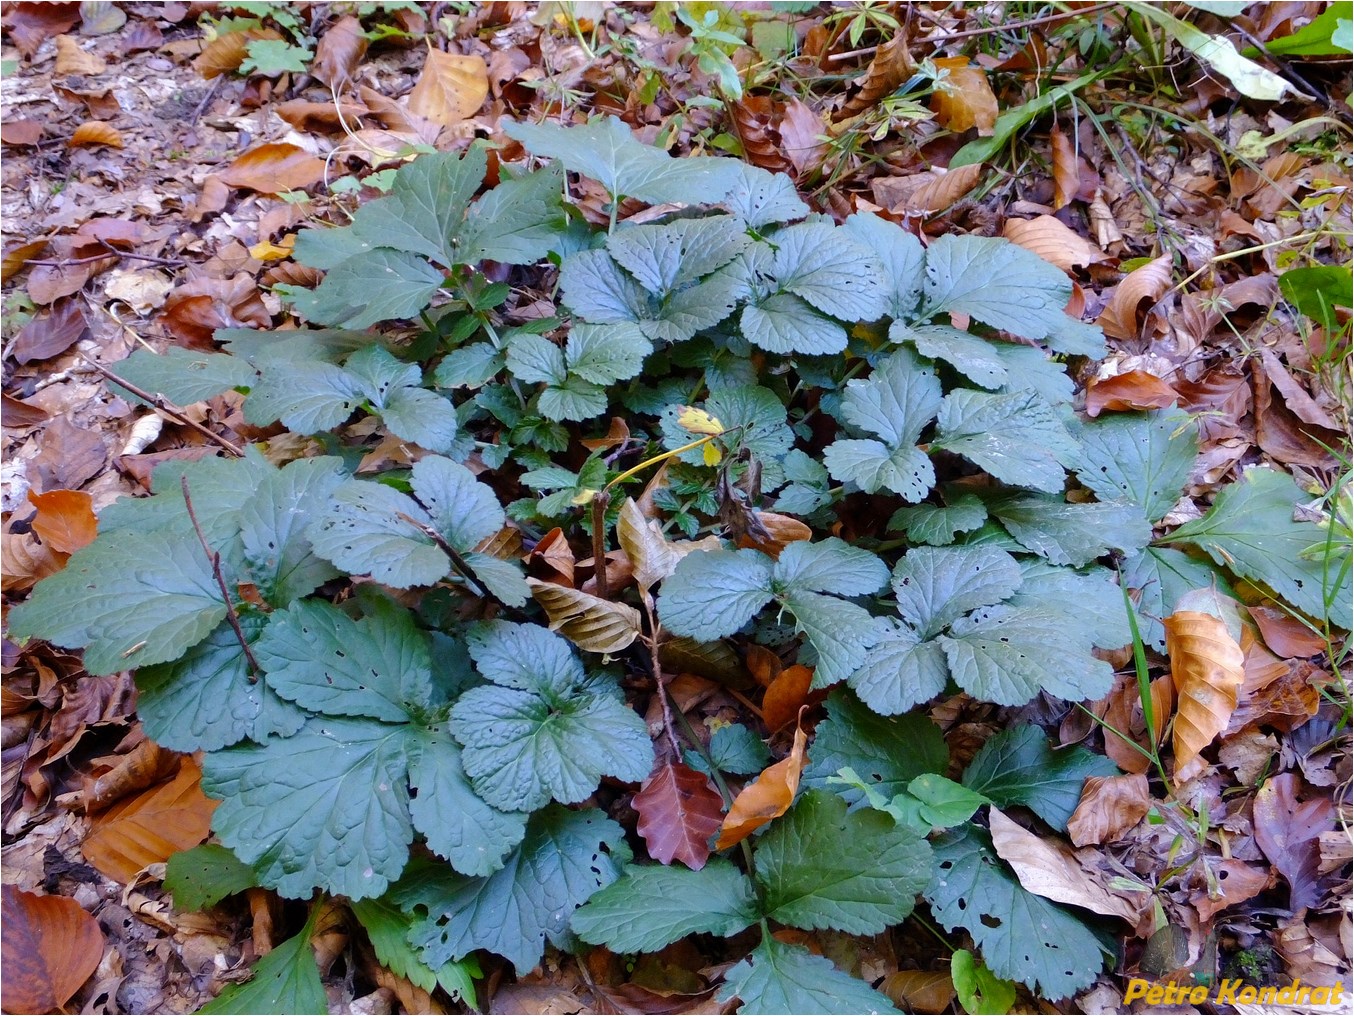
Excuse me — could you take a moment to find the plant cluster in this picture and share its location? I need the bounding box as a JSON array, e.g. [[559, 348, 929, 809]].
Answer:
[[11, 117, 1350, 1012]]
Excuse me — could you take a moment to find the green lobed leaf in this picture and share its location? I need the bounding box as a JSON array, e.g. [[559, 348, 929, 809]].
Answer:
[[565, 322, 652, 385], [350, 897, 480, 1003], [410, 455, 506, 551], [243, 359, 361, 434], [888, 494, 987, 546], [607, 214, 750, 294], [350, 146, 487, 266], [109, 346, 256, 405], [686, 722, 772, 775], [539, 375, 608, 421], [571, 858, 759, 953], [557, 248, 653, 324], [657, 548, 775, 639], [952, 948, 1018, 1016], [893, 323, 1007, 389], [505, 332, 566, 385], [741, 291, 847, 355], [961, 724, 1118, 831], [646, 269, 747, 341], [395, 806, 628, 974], [992, 341, 1074, 404], [986, 494, 1153, 568], [238, 456, 347, 605], [1075, 410, 1198, 524], [465, 620, 583, 696], [891, 545, 1023, 639], [894, 774, 990, 830], [933, 389, 1078, 493], [433, 341, 503, 389], [343, 345, 458, 452], [198, 912, 326, 1015], [719, 937, 902, 1016], [1008, 560, 1131, 651], [307, 480, 449, 589], [164, 843, 258, 913], [803, 689, 948, 799], [771, 221, 888, 323], [720, 162, 809, 228], [300, 250, 444, 329], [781, 589, 887, 689], [459, 163, 566, 265], [841, 212, 925, 320], [773, 537, 889, 597]]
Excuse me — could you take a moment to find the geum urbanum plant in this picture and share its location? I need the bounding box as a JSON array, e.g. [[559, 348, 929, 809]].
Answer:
[[11, 115, 1349, 1013]]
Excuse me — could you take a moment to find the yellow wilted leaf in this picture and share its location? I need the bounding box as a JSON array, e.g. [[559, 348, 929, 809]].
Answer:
[[407, 48, 488, 126], [929, 57, 998, 135], [1166, 609, 1244, 782], [675, 406, 724, 435], [702, 442, 723, 466], [570, 487, 599, 506], [249, 235, 295, 261], [715, 723, 807, 849]]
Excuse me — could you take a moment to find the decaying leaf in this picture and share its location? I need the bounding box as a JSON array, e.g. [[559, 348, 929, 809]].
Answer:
[[1, 883, 105, 1015], [68, 121, 123, 149], [929, 57, 998, 135], [617, 498, 720, 594], [1067, 773, 1151, 847], [715, 724, 807, 849], [838, 33, 916, 120], [311, 15, 367, 87], [1166, 609, 1244, 780], [1085, 370, 1180, 417], [407, 48, 488, 125], [527, 578, 643, 654], [1252, 772, 1335, 912], [762, 664, 813, 734], [903, 164, 983, 214], [1096, 255, 1173, 341], [880, 969, 956, 1015], [633, 761, 725, 870], [1246, 605, 1327, 658], [54, 34, 106, 76], [194, 27, 282, 78], [28, 488, 98, 554], [217, 142, 326, 194], [1002, 215, 1109, 273]]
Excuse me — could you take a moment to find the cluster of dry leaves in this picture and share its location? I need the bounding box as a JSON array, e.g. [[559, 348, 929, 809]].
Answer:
[[1, 2, 1350, 1014]]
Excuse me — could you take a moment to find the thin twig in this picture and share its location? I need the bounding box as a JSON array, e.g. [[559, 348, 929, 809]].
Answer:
[[181, 476, 261, 682], [189, 75, 225, 126], [79, 354, 245, 457], [394, 510, 494, 602], [24, 246, 185, 270], [641, 598, 682, 757], [591, 490, 611, 600]]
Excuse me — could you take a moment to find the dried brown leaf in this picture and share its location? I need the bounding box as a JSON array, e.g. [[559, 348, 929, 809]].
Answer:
[[4, 2, 82, 59], [779, 99, 828, 178], [1, 883, 105, 1014], [77, 738, 178, 811], [1, 531, 66, 594], [729, 96, 792, 175], [217, 142, 326, 194], [2, 239, 48, 280], [1252, 772, 1335, 912], [1050, 124, 1078, 210], [838, 33, 916, 119], [526, 527, 575, 584], [1246, 605, 1326, 658], [761, 665, 812, 734], [880, 970, 956, 1015], [618, 498, 721, 594], [903, 164, 982, 214], [275, 99, 370, 134], [1193, 859, 1272, 922], [1274, 910, 1346, 985], [28, 488, 98, 554], [527, 578, 642, 654], [715, 724, 807, 850], [1067, 773, 1151, 847], [194, 27, 281, 79], [1002, 215, 1108, 273], [161, 273, 270, 346], [54, 33, 105, 75], [67, 120, 122, 149], [407, 48, 488, 126], [633, 761, 724, 870], [311, 14, 367, 88], [1097, 255, 1173, 341], [1084, 369, 1180, 417], [11, 295, 88, 364], [1166, 610, 1244, 780], [929, 57, 997, 134], [1, 118, 43, 146], [2, 392, 51, 427]]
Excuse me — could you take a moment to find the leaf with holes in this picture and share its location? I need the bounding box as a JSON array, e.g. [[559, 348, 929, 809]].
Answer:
[[1075, 410, 1198, 524], [720, 937, 902, 1016], [933, 389, 1079, 493], [985, 493, 1152, 568]]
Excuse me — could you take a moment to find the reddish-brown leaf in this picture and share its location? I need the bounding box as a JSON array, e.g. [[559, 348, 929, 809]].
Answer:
[[217, 142, 326, 194], [903, 164, 982, 215], [67, 120, 122, 149], [1167, 609, 1244, 782], [838, 33, 915, 119], [880, 970, 956, 1015], [311, 14, 367, 87], [10, 295, 88, 364], [1, 118, 43, 146], [1175, 366, 1250, 443], [633, 761, 724, 870], [160, 273, 271, 346], [1, 883, 104, 1014], [2, 393, 51, 427], [27, 489, 97, 554], [735, 511, 812, 559], [729, 96, 792, 175], [762, 664, 812, 733], [123, 19, 163, 53], [80, 755, 218, 884], [407, 48, 488, 126], [1193, 859, 1273, 922], [1246, 605, 1327, 658], [1084, 369, 1180, 417], [1252, 772, 1335, 912], [1067, 773, 1151, 847], [1002, 215, 1108, 273], [3, 2, 81, 59], [275, 98, 369, 134], [1050, 123, 1078, 210], [716, 724, 807, 850], [929, 57, 998, 135], [193, 27, 282, 78], [1096, 255, 1173, 341], [779, 98, 828, 178], [526, 527, 575, 585]]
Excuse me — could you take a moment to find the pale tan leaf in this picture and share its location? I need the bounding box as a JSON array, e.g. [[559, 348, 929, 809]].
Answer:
[[715, 724, 807, 849], [1002, 215, 1108, 272], [407, 48, 488, 126], [735, 511, 812, 559], [988, 809, 1143, 922], [1050, 124, 1078, 210], [617, 498, 721, 594], [68, 121, 123, 149], [1096, 255, 1173, 341], [527, 578, 642, 654], [1166, 609, 1244, 780], [929, 58, 998, 134], [903, 164, 982, 214], [54, 34, 106, 76], [1067, 773, 1151, 847]]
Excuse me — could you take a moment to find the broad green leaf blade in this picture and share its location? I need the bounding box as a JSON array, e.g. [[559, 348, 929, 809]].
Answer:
[[433, 341, 504, 389], [1075, 410, 1198, 523], [203, 716, 413, 900], [952, 948, 1018, 1016], [306, 480, 449, 589], [704, 384, 795, 460], [607, 214, 750, 293], [293, 225, 379, 270], [803, 689, 948, 799], [571, 858, 759, 953], [773, 537, 889, 597], [986, 494, 1153, 567], [647, 270, 747, 341], [939, 604, 1114, 707], [688, 723, 772, 775], [9, 530, 228, 675], [741, 292, 847, 354], [720, 162, 809, 228], [407, 725, 527, 877], [505, 332, 566, 385], [891, 545, 1023, 639], [503, 115, 742, 205], [351, 897, 480, 1003], [719, 937, 902, 1016], [465, 620, 584, 695], [1120, 546, 1228, 651], [557, 248, 653, 324], [757, 789, 931, 934], [841, 212, 925, 320], [893, 322, 1007, 389], [304, 250, 444, 329], [351, 147, 488, 266], [933, 389, 1078, 493], [256, 599, 430, 721], [823, 439, 934, 499], [463, 551, 532, 607], [565, 322, 652, 385], [658, 548, 775, 639], [539, 376, 608, 421], [164, 844, 257, 912], [920, 234, 1106, 356], [198, 916, 326, 1015], [888, 494, 987, 546], [136, 616, 304, 753], [960, 724, 1118, 831], [847, 619, 951, 715], [1165, 467, 1352, 626], [925, 824, 1107, 999], [395, 806, 627, 974], [239, 456, 347, 605], [992, 341, 1073, 404], [459, 163, 565, 265], [1009, 560, 1131, 651], [780, 590, 885, 689], [410, 455, 506, 551], [379, 386, 459, 452], [110, 346, 256, 405], [772, 221, 888, 322], [902, 774, 990, 829], [450, 679, 653, 811], [243, 360, 361, 434], [844, 347, 943, 447]]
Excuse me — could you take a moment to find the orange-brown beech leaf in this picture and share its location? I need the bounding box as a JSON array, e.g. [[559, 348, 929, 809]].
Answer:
[[1084, 370, 1180, 418], [54, 34, 106, 76], [929, 57, 998, 135], [2, 530, 67, 594], [1247, 605, 1326, 658], [1096, 255, 1173, 341], [1252, 772, 1335, 912], [407, 48, 488, 126], [1001, 215, 1108, 273], [80, 756, 217, 884], [580, 417, 630, 453], [729, 96, 792, 175], [194, 27, 281, 78], [633, 761, 724, 870], [1067, 773, 1151, 847], [904, 164, 982, 215], [27, 489, 97, 554], [715, 724, 807, 850], [744, 644, 781, 688], [735, 511, 811, 559], [1099, 672, 1172, 775], [1050, 123, 1078, 210], [1166, 610, 1244, 781], [78, 738, 179, 812], [2, 238, 48, 281], [275, 99, 370, 134], [527, 527, 575, 585], [779, 98, 829, 178], [838, 33, 916, 119], [218, 142, 326, 194], [311, 15, 367, 88], [1, 883, 105, 1015], [5, 3, 81, 59], [762, 664, 813, 734], [880, 970, 956, 1015], [68, 121, 123, 149], [1194, 859, 1272, 922], [11, 295, 88, 364]]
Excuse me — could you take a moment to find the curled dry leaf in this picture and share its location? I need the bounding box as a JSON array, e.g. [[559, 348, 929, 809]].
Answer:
[[27, 489, 97, 554], [880, 970, 957, 1015], [633, 760, 725, 870], [617, 498, 721, 594], [1274, 910, 1346, 986], [1067, 773, 1151, 847], [1002, 215, 1108, 273], [735, 510, 811, 558], [1050, 124, 1078, 210], [838, 33, 916, 119], [715, 723, 807, 850], [217, 142, 326, 194], [1252, 772, 1335, 912], [311, 14, 367, 88], [54, 34, 106, 76], [1096, 255, 1173, 341], [905, 164, 983, 215], [1084, 369, 1180, 418], [1166, 609, 1244, 781], [929, 57, 998, 135], [1, 883, 105, 1015], [729, 96, 792, 175], [527, 578, 642, 654], [11, 295, 88, 364], [407, 48, 488, 126], [761, 664, 813, 734], [1246, 605, 1326, 658], [779, 98, 829, 178], [526, 527, 575, 584], [68, 121, 123, 149], [988, 809, 1142, 923]]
